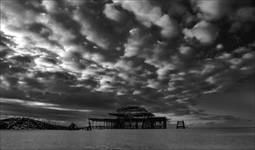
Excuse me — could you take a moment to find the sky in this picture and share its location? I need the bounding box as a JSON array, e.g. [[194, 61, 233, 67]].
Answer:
[[0, 0, 255, 127]]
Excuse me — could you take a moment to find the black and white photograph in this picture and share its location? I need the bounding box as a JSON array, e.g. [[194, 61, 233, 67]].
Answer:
[[0, 0, 255, 149]]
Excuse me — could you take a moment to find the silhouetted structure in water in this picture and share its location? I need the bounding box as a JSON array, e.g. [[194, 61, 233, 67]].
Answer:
[[86, 121, 92, 130], [88, 106, 167, 129], [176, 120, 185, 129], [68, 122, 78, 130]]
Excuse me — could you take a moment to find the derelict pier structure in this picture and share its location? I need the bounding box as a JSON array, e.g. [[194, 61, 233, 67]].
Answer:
[[88, 106, 167, 129]]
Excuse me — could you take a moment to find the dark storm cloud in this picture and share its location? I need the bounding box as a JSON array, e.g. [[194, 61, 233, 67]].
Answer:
[[0, 0, 254, 124]]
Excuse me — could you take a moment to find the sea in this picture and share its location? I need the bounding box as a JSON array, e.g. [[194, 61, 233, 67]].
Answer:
[[0, 128, 254, 150]]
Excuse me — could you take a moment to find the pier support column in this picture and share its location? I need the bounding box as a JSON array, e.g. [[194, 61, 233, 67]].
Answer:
[[135, 121, 138, 129], [163, 120, 167, 129]]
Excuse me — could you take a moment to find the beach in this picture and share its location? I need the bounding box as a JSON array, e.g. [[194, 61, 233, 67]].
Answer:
[[0, 128, 254, 150]]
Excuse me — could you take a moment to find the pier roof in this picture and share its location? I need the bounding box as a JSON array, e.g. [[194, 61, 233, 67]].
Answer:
[[109, 106, 154, 118]]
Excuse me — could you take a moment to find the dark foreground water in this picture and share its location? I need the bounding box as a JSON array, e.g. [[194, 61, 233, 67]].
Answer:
[[0, 128, 254, 150]]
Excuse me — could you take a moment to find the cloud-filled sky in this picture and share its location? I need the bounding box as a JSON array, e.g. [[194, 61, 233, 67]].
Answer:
[[0, 0, 254, 126]]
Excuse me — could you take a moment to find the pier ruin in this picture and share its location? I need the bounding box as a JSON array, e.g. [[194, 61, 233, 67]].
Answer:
[[88, 106, 167, 129]]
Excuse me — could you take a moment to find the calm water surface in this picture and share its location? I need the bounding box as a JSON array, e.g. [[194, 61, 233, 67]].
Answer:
[[0, 128, 254, 150]]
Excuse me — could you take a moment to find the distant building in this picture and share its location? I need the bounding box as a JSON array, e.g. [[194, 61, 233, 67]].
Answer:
[[88, 106, 167, 129]]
